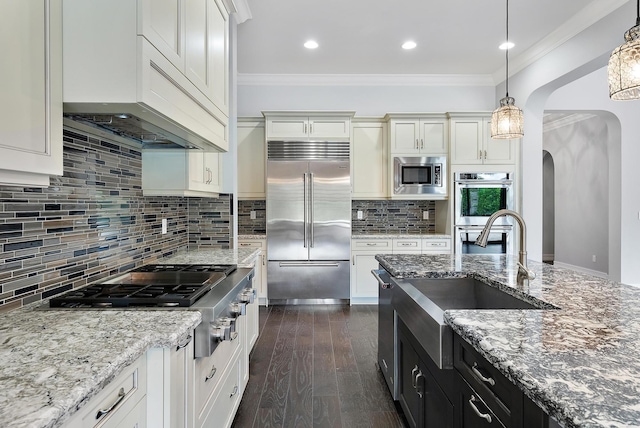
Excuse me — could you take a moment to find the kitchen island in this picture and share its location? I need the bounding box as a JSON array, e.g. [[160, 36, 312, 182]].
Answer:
[[375, 253, 640, 427], [0, 247, 260, 428]]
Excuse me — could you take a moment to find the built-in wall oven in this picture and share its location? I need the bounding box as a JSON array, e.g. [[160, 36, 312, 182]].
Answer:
[[454, 172, 514, 254]]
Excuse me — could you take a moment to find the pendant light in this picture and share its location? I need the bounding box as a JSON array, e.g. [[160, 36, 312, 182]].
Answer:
[[491, 0, 524, 139], [608, 0, 640, 100]]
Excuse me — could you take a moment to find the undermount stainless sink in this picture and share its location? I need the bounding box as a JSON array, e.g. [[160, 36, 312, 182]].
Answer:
[[391, 276, 555, 369]]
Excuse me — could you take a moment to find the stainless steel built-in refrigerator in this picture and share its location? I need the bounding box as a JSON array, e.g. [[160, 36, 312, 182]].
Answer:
[[267, 141, 351, 303]]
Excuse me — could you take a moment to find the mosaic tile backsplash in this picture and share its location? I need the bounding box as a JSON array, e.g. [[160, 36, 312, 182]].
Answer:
[[0, 128, 232, 311], [238, 199, 436, 235]]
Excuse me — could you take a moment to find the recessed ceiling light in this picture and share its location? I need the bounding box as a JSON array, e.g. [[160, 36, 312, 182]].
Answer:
[[402, 41, 417, 50], [499, 41, 515, 50], [304, 40, 319, 49]]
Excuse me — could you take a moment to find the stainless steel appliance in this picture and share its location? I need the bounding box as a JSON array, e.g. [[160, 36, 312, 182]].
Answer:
[[372, 268, 398, 400], [393, 156, 447, 197], [267, 141, 351, 304], [454, 172, 514, 255], [48, 264, 255, 358]]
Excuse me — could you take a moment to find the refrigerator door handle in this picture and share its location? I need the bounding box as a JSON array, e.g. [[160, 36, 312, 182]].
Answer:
[[309, 172, 315, 248], [303, 172, 308, 248]]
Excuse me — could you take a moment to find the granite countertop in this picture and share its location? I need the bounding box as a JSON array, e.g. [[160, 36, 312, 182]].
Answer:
[[0, 248, 261, 428], [375, 253, 640, 427], [352, 234, 451, 239]]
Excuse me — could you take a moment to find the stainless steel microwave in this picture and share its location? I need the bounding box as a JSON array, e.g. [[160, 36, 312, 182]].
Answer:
[[393, 156, 447, 197]]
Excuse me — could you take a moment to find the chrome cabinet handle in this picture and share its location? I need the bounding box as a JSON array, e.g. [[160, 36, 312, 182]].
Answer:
[[469, 395, 492, 423], [420, 139, 424, 149], [230, 331, 238, 341], [411, 365, 419, 389], [415, 371, 424, 398], [205, 366, 217, 382], [304, 123, 308, 134], [176, 334, 192, 351], [415, 138, 419, 149], [472, 362, 496, 386], [366, 243, 377, 246], [230, 385, 239, 398], [96, 388, 126, 420], [262, 254, 266, 266], [371, 270, 391, 289], [309, 123, 313, 134]]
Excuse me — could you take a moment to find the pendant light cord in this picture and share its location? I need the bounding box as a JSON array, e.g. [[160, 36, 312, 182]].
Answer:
[[505, 0, 509, 97]]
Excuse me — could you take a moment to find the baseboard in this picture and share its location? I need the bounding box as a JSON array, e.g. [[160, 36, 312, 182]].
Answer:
[[542, 253, 555, 262], [350, 297, 379, 305], [553, 261, 609, 279]]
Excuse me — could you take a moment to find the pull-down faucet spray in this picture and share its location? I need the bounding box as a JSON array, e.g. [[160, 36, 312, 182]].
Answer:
[[475, 209, 536, 282]]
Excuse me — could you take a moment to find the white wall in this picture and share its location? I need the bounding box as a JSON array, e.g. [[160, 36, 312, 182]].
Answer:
[[543, 116, 609, 275], [237, 83, 495, 117]]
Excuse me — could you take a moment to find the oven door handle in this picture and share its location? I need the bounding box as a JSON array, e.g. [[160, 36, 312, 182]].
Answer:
[[455, 180, 512, 187]]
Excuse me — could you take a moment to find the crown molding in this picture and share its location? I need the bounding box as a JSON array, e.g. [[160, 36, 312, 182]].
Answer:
[[493, 0, 629, 83], [237, 73, 495, 87], [543, 112, 599, 131], [223, 0, 252, 24]]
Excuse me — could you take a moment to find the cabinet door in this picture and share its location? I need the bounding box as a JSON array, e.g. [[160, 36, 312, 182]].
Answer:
[[457, 376, 506, 428], [188, 151, 208, 191], [423, 368, 455, 428], [398, 329, 424, 428], [139, 0, 184, 70], [185, 0, 209, 95], [351, 253, 381, 299], [351, 123, 387, 198], [0, 0, 62, 186], [204, 152, 221, 193], [208, 0, 229, 113], [309, 117, 350, 139], [237, 122, 266, 199], [421, 121, 448, 154], [390, 120, 420, 153], [266, 118, 308, 139], [483, 120, 516, 164], [451, 120, 483, 164]]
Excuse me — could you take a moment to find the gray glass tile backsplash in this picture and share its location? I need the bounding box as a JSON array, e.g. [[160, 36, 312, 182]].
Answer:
[[0, 128, 232, 311], [238, 199, 436, 235]]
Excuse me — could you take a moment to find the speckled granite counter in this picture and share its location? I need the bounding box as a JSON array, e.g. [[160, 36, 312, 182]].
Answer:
[[161, 247, 261, 267], [0, 248, 261, 428], [0, 305, 200, 428], [375, 253, 640, 427]]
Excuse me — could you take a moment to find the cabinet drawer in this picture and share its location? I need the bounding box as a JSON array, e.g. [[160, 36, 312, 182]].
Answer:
[[392, 239, 422, 252], [454, 336, 522, 427], [422, 239, 451, 253], [352, 239, 392, 250], [193, 327, 242, 419], [457, 376, 506, 428], [76, 355, 146, 428], [200, 347, 242, 428]]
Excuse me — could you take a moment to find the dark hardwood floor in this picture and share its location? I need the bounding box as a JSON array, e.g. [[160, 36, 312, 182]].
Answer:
[[232, 305, 406, 428]]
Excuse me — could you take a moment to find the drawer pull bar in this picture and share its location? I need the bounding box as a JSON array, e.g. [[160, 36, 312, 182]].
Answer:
[[230, 385, 239, 398], [415, 371, 424, 398], [472, 362, 496, 386], [176, 334, 192, 351], [469, 395, 492, 423], [205, 366, 217, 382], [96, 387, 126, 420], [371, 269, 392, 289]]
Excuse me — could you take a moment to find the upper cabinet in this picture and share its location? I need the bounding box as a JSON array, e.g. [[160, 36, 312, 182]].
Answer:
[[263, 112, 354, 141], [63, 0, 229, 152], [142, 150, 221, 197], [449, 113, 516, 165], [237, 119, 266, 199], [387, 114, 449, 155], [351, 120, 388, 199], [0, 0, 63, 187]]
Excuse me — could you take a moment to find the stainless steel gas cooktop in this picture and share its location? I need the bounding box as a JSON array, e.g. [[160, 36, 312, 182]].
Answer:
[[49, 264, 237, 308]]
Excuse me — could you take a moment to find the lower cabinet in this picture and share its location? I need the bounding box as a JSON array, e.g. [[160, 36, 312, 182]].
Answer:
[[238, 239, 268, 305], [397, 319, 455, 428]]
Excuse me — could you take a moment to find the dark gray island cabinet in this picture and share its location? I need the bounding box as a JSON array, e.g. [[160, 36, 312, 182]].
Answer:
[[396, 315, 550, 428]]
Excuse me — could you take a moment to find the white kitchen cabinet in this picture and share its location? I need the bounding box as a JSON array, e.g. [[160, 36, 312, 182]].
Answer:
[[146, 335, 193, 428], [350, 239, 392, 304], [351, 120, 388, 199], [237, 119, 266, 199], [141, 150, 221, 197], [263, 112, 354, 141], [238, 239, 268, 305], [387, 114, 449, 155], [450, 114, 516, 165], [65, 354, 147, 428], [0, 0, 63, 187], [63, 0, 229, 152]]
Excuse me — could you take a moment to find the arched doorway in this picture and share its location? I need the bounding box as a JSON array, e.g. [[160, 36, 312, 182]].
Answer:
[[542, 150, 555, 264]]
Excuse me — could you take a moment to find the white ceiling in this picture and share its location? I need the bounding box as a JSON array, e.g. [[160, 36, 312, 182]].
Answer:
[[236, 0, 623, 79]]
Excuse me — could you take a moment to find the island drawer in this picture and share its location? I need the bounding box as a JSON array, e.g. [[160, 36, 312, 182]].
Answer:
[[454, 335, 523, 427]]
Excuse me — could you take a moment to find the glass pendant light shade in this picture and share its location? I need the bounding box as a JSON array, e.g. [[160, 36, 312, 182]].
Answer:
[[490, 0, 524, 139], [491, 96, 524, 139], [608, 25, 640, 100]]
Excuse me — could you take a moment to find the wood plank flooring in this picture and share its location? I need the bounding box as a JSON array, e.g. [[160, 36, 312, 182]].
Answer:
[[232, 305, 406, 428]]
